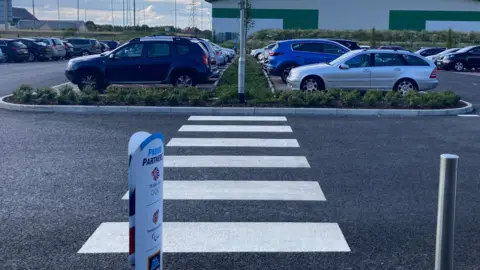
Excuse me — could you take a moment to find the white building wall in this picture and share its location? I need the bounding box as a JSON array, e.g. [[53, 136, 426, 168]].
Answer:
[[212, 0, 480, 30]]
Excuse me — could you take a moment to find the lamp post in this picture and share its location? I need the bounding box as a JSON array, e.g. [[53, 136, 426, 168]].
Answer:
[[238, 0, 246, 103]]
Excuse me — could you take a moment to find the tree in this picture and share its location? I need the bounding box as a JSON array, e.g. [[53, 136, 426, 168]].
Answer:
[[85, 21, 96, 31], [370, 27, 377, 48], [244, 0, 255, 37], [446, 28, 453, 48]]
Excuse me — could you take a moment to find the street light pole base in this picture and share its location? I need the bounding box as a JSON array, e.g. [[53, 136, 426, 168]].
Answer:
[[239, 93, 245, 104]]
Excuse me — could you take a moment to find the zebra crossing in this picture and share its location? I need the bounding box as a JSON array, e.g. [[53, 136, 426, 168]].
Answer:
[[78, 115, 351, 255]]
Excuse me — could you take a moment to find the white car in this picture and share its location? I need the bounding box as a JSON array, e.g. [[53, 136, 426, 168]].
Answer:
[[251, 43, 275, 60], [426, 48, 460, 62], [287, 49, 439, 93]]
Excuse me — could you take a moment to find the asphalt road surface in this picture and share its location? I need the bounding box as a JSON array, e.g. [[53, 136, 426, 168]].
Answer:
[[0, 60, 68, 96], [1, 110, 480, 269]]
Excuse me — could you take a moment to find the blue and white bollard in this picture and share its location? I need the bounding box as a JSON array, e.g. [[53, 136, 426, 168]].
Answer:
[[128, 132, 164, 270]]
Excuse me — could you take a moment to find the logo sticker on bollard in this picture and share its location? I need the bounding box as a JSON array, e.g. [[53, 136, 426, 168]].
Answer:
[[152, 210, 159, 224], [151, 167, 160, 181]]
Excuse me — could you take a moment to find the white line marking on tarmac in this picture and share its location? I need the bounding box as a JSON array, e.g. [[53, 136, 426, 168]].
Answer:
[[458, 114, 480, 117], [188, 116, 287, 121], [78, 222, 350, 253], [164, 155, 310, 168], [178, 125, 293, 132], [121, 181, 325, 201], [166, 138, 300, 147]]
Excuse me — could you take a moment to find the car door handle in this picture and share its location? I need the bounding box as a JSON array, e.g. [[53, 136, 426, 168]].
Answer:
[[393, 68, 401, 71], [363, 69, 370, 72]]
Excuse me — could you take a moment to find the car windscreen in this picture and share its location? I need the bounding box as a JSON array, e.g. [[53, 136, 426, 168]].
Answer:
[[328, 50, 358, 65], [35, 42, 47, 46], [35, 39, 50, 44]]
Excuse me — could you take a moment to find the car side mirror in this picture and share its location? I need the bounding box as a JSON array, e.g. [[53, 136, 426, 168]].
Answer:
[[339, 63, 349, 70], [109, 53, 115, 60]]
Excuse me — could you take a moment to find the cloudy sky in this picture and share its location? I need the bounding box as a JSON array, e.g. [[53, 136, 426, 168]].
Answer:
[[13, 0, 213, 29]]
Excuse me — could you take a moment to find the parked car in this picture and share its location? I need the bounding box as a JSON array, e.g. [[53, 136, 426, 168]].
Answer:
[[378, 45, 411, 52], [100, 40, 120, 50], [360, 45, 371, 49], [327, 39, 360, 50], [415, 47, 446, 57], [15, 38, 53, 61], [435, 45, 480, 71], [266, 39, 350, 83], [0, 39, 30, 62], [30, 37, 66, 60], [191, 38, 219, 77], [63, 41, 75, 59], [286, 49, 438, 93], [251, 43, 275, 60], [211, 44, 227, 66], [100, 42, 110, 52], [64, 38, 102, 57], [65, 36, 212, 91], [426, 48, 459, 62], [0, 48, 5, 63]]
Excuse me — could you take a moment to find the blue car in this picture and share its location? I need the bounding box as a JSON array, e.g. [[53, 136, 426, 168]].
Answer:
[[266, 39, 350, 82]]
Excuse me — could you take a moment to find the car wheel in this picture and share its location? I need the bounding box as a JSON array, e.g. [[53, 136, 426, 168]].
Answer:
[[81, 51, 90, 57], [3, 54, 9, 62], [78, 73, 104, 92], [255, 53, 262, 61], [27, 53, 35, 62], [453, 61, 464, 72], [52, 57, 59, 61], [394, 79, 417, 95], [281, 66, 296, 83], [301, 76, 324, 92], [173, 73, 196, 88]]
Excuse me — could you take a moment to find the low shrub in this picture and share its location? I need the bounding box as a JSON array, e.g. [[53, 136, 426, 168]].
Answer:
[[35, 88, 57, 105], [340, 90, 360, 107], [362, 90, 383, 107], [57, 85, 77, 105], [384, 91, 402, 106], [12, 84, 35, 103]]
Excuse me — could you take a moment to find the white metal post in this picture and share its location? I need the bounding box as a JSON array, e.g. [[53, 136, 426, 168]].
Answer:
[[4, 0, 9, 30], [238, 0, 246, 103]]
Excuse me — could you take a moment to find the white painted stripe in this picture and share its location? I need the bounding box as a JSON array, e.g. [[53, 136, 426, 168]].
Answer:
[[178, 125, 292, 133], [167, 138, 300, 147], [188, 116, 287, 121], [121, 181, 325, 201], [78, 222, 350, 253], [458, 114, 480, 117], [164, 155, 310, 168]]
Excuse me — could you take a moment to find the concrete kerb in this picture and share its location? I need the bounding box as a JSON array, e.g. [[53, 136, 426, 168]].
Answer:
[[262, 69, 276, 93], [0, 94, 474, 116]]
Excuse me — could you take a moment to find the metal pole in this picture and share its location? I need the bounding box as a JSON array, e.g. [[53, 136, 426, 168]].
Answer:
[[434, 154, 459, 270], [133, 0, 135, 27], [77, 0, 79, 22], [238, 0, 246, 103], [200, 0, 203, 30], [122, 0, 125, 31], [174, 0, 177, 32], [33, 0, 36, 29], [111, 0, 114, 31], [4, 0, 9, 30]]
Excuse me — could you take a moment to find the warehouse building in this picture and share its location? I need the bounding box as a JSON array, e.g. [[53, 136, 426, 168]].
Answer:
[[208, 0, 480, 36], [0, 0, 13, 28]]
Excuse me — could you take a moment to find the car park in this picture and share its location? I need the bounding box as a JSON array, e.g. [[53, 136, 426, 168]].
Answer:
[[64, 38, 102, 57], [266, 39, 350, 83], [435, 45, 480, 72], [65, 36, 213, 91], [30, 37, 66, 60], [415, 47, 446, 57], [426, 48, 459, 62], [0, 39, 30, 62], [286, 49, 438, 93], [16, 38, 53, 61]]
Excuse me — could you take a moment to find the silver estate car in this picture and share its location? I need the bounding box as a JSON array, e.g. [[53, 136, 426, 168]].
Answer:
[[287, 49, 439, 93]]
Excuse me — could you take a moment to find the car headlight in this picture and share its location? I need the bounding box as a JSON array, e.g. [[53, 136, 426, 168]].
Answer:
[[67, 60, 74, 70]]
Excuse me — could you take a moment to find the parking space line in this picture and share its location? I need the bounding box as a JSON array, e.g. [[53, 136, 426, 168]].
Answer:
[[78, 222, 350, 253], [458, 114, 480, 117], [121, 180, 325, 201]]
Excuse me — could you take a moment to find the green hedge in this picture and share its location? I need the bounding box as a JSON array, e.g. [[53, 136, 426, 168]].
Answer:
[[9, 84, 462, 109]]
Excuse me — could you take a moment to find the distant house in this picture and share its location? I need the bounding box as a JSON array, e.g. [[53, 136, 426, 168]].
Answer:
[[12, 7, 38, 25], [17, 19, 88, 32]]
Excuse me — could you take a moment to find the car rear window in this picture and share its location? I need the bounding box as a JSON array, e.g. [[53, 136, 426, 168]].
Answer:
[[374, 53, 405, 66], [9, 41, 26, 47], [147, 43, 170, 58], [401, 54, 430, 66], [53, 39, 63, 45]]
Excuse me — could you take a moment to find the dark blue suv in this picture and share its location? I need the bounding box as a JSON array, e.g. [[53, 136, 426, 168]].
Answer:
[[266, 39, 350, 82], [65, 36, 211, 91]]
